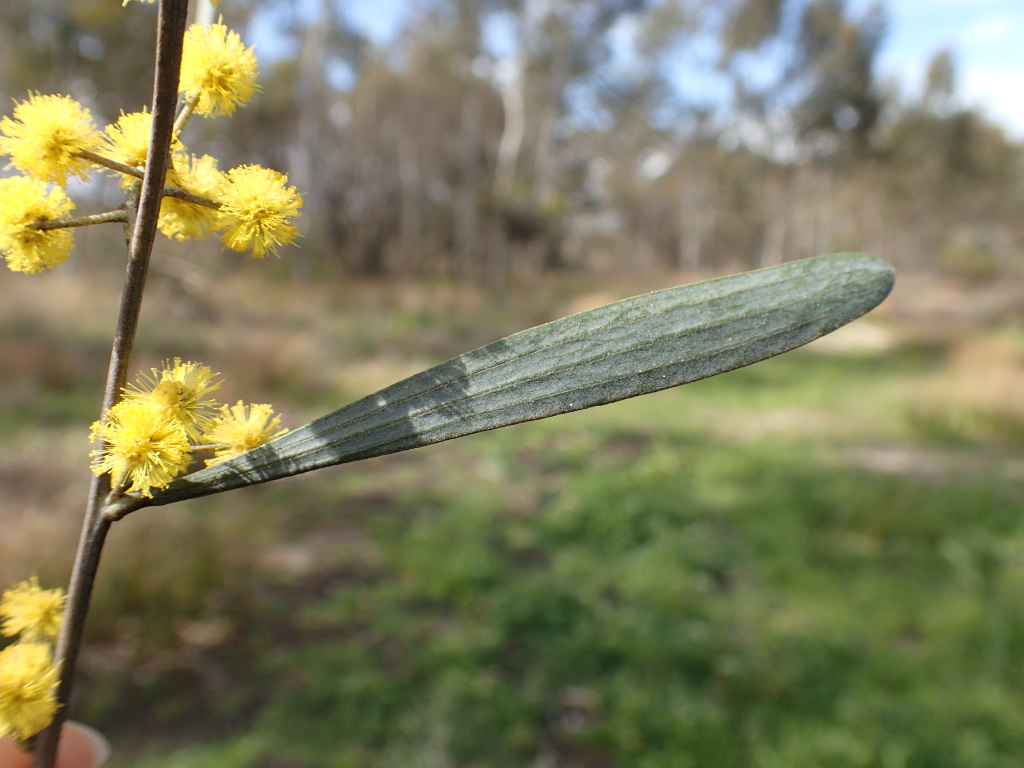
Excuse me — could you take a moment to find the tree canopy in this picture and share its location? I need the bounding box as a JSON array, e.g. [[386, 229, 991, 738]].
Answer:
[[4, 0, 1021, 282]]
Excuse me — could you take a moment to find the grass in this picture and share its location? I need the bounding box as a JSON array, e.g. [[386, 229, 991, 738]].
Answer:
[[2, 261, 1024, 766]]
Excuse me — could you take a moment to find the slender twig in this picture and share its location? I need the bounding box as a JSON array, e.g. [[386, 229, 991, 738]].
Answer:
[[106, 468, 131, 503], [188, 443, 224, 452], [31, 2, 191, 766], [165, 184, 220, 209], [36, 210, 128, 230], [173, 93, 200, 138], [74, 148, 146, 181], [75, 148, 221, 210]]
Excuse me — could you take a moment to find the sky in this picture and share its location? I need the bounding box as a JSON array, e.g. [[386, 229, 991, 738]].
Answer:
[[878, 0, 1024, 136], [337, 0, 1024, 138]]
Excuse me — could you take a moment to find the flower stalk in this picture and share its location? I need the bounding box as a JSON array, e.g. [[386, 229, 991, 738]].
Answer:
[[35, 212, 128, 231], [172, 92, 200, 138]]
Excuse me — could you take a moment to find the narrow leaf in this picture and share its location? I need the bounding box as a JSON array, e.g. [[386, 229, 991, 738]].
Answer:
[[138, 252, 893, 509]]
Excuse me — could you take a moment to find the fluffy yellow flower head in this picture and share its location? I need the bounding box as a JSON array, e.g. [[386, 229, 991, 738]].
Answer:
[[0, 642, 60, 741], [90, 400, 192, 498], [204, 401, 287, 466], [217, 164, 302, 258], [122, 358, 222, 443], [0, 176, 75, 275], [159, 154, 225, 242], [0, 578, 65, 642], [0, 93, 103, 186], [180, 23, 259, 117]]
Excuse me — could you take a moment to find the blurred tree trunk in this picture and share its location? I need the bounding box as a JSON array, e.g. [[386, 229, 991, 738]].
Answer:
[[759, 171, 788, 268], [398, 118, 423, 274], [455, 90, 484, 282], [678, 173, 717, 272]]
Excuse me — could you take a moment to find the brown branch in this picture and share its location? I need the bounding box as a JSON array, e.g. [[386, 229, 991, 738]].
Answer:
[[32, 1, 191, 766]]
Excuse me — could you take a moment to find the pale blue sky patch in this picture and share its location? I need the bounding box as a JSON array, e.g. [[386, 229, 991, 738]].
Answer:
[[876, 0, 1024, 135], [343, 0, 409, 45]]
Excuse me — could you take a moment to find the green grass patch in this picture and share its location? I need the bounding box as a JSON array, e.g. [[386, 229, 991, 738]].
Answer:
[[7, 268, 1022, 767], [107, 348, 1024, 768]]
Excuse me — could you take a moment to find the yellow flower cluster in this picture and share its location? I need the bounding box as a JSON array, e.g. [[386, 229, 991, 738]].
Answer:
[[90, 359, 287, 498], [218, 165, 303, 258], [0, 177, 76, 275], [204, 402, 287, 465], [0, 577, 65, 741], [0, 18, 301, 275], [180, 22, 259, 118], [0, 94, 103, 186]]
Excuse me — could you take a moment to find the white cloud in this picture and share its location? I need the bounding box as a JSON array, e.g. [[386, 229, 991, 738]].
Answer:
[[964, 13, 1020, 45], [961, 62, 1024, 137]]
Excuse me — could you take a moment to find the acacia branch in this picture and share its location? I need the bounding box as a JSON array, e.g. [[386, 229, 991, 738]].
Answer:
[[75, 149, 220, 210], [32, 1, 192, 766]]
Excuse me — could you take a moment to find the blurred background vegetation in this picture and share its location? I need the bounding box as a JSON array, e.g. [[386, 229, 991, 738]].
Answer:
[[2, 0, 1024, 765]]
